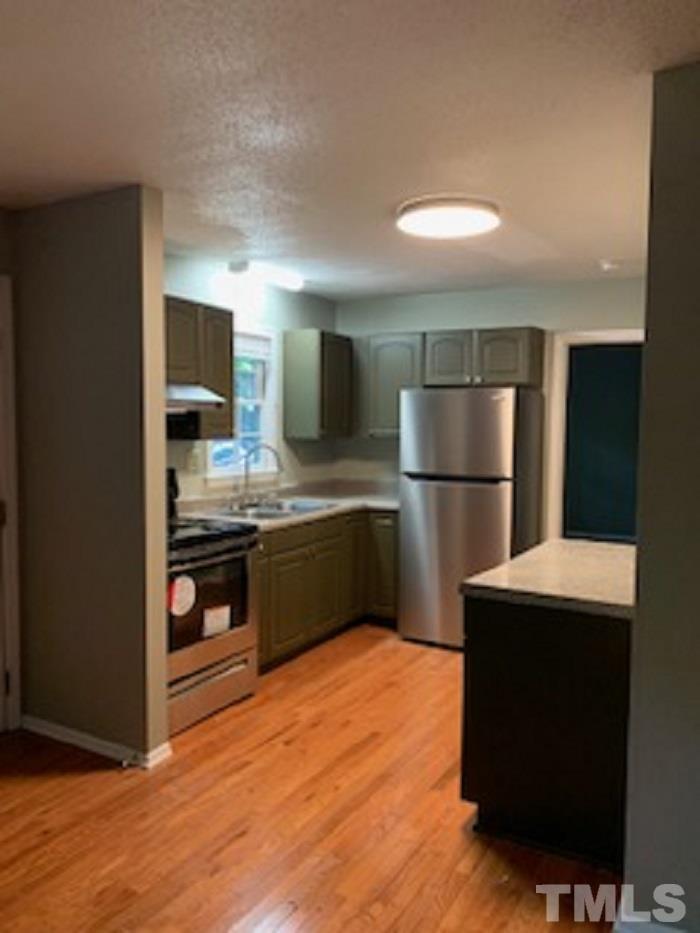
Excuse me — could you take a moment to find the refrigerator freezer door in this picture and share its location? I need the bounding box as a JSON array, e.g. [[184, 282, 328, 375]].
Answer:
[[399, 476, 512, 647], [400, 387, 516, 479]]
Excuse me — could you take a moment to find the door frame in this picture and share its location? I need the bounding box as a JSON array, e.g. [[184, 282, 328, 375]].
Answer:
[[0, 276, 21, 729], [543, 328, 645, 541]]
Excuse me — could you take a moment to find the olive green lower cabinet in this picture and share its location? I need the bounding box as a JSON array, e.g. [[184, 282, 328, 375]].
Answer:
[[254, 510, 399, 669], [366, 511, 398, 618]]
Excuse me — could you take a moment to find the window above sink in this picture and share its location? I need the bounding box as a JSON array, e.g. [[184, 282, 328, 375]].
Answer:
[[208, 328, 279, 478]]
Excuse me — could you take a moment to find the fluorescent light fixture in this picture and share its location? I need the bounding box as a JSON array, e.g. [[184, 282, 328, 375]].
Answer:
[[396, 196, 501, 239], [228, 260, 304, 292], [599, 259, 621, 273]]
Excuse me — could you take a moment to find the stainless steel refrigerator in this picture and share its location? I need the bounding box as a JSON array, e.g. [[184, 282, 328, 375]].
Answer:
[[399, 387, 543, 647]]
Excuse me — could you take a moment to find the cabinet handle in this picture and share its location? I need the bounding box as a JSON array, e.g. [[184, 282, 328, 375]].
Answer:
[[474, 375, 483, 384], [464, 375, 472, 384]]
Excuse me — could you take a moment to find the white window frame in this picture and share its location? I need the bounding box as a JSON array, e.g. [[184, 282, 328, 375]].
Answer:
[[206, 323, 280, 485], [543, 328, 645, 540]]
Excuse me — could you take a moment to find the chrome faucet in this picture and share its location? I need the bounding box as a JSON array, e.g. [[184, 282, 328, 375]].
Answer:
[[239, 442, 284, 508]]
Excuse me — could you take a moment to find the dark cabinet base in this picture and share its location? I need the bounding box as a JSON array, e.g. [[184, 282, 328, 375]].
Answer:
[[462, 596, 630, 870]]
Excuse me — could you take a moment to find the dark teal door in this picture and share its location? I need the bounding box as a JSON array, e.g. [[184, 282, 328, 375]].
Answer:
[[563, 344, 642, 543]]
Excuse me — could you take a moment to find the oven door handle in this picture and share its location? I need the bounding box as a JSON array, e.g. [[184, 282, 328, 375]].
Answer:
[[169, 550, 250, 574]]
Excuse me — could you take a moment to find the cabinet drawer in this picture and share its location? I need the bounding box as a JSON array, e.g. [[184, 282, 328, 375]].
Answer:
[[262, 515, 345, 555], [168, 647, 256, 735], [167, 623, 256, 683]]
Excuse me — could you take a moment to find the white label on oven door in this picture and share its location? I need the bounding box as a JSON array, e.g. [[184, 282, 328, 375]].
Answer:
[[170, 575, 196, 616], [203, 605, 231, 638]]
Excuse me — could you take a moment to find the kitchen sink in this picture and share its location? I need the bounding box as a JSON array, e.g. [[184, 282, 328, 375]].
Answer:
[[238, 508, 292, 519], [285, 499, 333, 513], [227, 498, 335, 520]]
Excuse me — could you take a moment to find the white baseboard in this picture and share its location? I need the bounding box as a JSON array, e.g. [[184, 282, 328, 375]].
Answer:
[[22, 715, 172, 770], [136, 742, 172, 769]]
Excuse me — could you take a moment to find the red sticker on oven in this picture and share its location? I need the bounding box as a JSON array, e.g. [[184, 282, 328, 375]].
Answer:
[[169, 575, 196, 616]]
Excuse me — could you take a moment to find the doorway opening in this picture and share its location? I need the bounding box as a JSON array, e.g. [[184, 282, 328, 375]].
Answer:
[[563, 343, 642, 543], [544, 329, 644, 540]]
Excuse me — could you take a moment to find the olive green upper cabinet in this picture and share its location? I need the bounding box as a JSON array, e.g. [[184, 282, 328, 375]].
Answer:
[[473, 327, 544, 387], [283, 330, 352, 440], [368, 333, 424, 436], [166, 297, 200, 384], [165, 296, 234, 439], [322, 333, 353, 438], [424, 330, 475, 385], [199, 307, 234, 438]]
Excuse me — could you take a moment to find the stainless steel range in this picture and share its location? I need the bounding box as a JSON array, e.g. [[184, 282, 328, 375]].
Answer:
[[167, 471, 259, 735]]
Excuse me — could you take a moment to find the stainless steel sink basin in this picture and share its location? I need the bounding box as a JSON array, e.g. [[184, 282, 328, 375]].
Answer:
[[227, 498, 335, 521], [285, 499, 333, 513], [229, 507, 288, 519]]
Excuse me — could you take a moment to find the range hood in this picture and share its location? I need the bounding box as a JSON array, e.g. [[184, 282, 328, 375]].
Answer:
[[166, 383, 226, 414]]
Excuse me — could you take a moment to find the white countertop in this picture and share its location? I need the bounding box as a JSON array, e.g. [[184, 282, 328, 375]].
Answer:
[[461, 538, 636, 619], [185, 494, 399, 531]]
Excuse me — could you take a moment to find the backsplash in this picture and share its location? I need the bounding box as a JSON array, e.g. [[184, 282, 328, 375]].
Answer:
[[167, 437, 340, 502], [167, 435, 400, 503]]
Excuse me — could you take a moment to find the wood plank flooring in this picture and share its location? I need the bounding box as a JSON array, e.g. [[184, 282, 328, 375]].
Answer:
[[0, 625, 615, 931]]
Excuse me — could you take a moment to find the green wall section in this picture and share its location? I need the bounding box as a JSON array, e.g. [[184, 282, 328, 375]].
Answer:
[[15, 187, 167, 755], [335, 278, 645, 336], [625, 61, 700, 924]]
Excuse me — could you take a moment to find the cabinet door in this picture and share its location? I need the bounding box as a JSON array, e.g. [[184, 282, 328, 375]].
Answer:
[[199, 307, 234, 439], [424, 330, 474, 385], [340, 513, 367, 623], [283, 330, 322, 439], [250, 544, 270, 669], [309, 536, 343, 636], [368, 334, 424, 436], [268, 547, 312, 661], [474, 328, 544, 387], [321, 333, 353, 437], [367, 512, 398, 618], [166, 297, 200, 384]]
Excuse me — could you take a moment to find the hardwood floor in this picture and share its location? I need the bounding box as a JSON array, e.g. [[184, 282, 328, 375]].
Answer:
[[0, 625, 615, 931]]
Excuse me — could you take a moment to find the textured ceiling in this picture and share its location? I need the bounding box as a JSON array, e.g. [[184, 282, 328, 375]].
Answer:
[[1, 1, 699, 298]]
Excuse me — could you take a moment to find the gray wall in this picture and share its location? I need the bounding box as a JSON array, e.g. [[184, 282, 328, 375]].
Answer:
[[15, 186, 167, 755], [625, 63, 700, 928], [335, 277, 645, 336]]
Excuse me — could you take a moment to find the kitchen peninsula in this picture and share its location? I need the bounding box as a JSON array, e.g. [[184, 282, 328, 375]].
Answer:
[[460, 539, 636, 869]]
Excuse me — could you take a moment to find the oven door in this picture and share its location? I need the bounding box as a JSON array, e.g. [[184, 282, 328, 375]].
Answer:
[[168, 550, 249, 653]]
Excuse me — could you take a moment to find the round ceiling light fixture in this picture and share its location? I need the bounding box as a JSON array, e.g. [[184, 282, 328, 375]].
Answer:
[[396, 196, 501, 239]]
